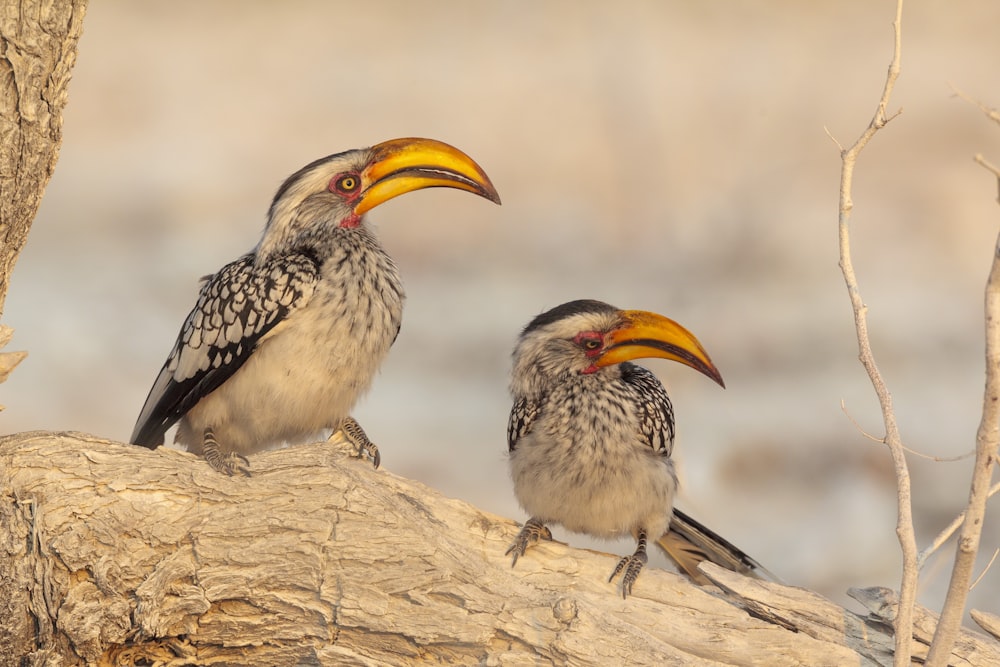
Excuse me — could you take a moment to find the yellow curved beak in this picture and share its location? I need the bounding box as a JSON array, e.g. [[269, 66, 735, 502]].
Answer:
[[595, 310, 725, 387], [354, 137, 501, 215]]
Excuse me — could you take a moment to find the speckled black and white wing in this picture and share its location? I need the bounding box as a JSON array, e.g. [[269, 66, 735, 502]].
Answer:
[[130, 251, 319, 448], [507, 395, 541, 452], [620, 362, 676, 458]]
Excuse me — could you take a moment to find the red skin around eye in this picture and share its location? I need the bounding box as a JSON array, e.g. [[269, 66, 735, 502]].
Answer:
[[574, 331, 606, 374], [330, 174, 363, 228]]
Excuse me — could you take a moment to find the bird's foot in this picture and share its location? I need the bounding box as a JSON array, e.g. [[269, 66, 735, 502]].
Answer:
[[609, 551, 647, 598], [202, 428, 251, 477], [337, 416, 381, 469], [609, 530, 649, 598], [505, 517, 552, 567]]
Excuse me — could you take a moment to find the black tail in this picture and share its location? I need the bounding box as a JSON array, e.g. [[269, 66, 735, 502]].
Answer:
[[656, 508, 777, 585]]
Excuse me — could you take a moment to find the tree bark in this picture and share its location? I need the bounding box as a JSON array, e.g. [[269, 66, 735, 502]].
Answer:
[[0, 0, 87, 398], [0, 0, 87, 315], [2, 432, 998, 666]]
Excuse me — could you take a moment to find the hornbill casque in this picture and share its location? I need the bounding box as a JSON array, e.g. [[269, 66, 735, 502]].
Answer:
[[506, 299, 770, 597], [131, 138, 500, 475]]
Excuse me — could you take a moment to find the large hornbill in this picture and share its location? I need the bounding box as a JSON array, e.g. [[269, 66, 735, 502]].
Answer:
[[131, 138, 500, 475], [506, 299, 768, 597]]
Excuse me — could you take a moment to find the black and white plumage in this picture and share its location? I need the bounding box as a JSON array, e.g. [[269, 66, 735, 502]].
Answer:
[[506, 299, 768, 597], [131, 138, 500, 475]]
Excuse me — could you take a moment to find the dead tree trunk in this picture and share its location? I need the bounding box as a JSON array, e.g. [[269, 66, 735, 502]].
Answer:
[[2, 431, 998, 666], [0, 0, 87, 313], [0, 0, 88, 400]]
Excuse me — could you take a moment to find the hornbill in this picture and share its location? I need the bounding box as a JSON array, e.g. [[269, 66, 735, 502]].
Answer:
[[131, 138, 500, 475], [506, 299, 769, 597]]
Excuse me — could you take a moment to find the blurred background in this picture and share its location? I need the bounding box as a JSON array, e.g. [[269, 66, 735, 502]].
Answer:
[[4, 1, 1000, 618]]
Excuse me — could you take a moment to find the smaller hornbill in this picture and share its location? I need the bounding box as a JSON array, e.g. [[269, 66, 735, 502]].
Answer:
[[506, 299, 770, 597]]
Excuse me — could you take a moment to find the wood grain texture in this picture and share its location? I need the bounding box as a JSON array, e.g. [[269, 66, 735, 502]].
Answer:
[[2, 431, 998, 666]]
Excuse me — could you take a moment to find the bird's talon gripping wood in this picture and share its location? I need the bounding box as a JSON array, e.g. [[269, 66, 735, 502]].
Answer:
[[211, 452, 252, 478], [610, 550, 648, 599], [608, 530, 649, 598], [201, 427, 251, 476], [338, 416, 380, 469], [506, 300, 770, 597], [129, 138, 499, 474], [505, 517, 552, 566]]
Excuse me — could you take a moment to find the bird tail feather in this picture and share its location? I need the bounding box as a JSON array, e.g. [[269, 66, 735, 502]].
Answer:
[[657, 508, 778, 585]]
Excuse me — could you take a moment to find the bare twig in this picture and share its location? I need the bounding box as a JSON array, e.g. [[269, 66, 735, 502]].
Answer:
[[974, 154, 1000, 205], [970, 548, 1000, 592], [976, 154, 1000, 178], [951, 86, 1000, 128], [834, 2, 915, 664], [840, 400, 886, 443], [841, 400, 975, 462], [894, 446, 972, 464], [924, 101, 1000, 663], [918, 481, 1000, 569]]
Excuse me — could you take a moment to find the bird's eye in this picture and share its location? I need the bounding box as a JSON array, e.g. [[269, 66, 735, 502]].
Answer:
[[332, 174, 360, 194], [574, 332, 604, 354]]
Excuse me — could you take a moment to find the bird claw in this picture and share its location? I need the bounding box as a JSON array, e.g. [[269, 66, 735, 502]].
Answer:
[[338, 416, 381, 469], [505, 518, 552, 567], [609, 550, 648, 599], [215, 453, 252, 477], [203, 450, 251, 477], [202, 428, 251, 476]]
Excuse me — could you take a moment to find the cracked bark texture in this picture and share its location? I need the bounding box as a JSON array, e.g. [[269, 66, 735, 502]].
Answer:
[[0, 0, 86, 314], [2, 431, 999, 666], [0, 0, 86, 404]]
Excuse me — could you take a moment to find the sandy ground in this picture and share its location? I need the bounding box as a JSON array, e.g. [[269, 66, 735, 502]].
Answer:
[[5, 1, 1000, 618]]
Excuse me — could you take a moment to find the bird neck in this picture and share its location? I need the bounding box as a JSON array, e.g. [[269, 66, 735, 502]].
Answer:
[[510, 352, 622, 402], [256, 216, 376, 263]]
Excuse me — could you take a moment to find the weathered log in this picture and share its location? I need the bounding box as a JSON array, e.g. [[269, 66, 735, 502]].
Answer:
[[2, 431, 998, 666]]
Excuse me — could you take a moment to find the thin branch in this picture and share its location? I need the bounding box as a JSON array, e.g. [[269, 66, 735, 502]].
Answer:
[[841, 400, 975, 462], [974, 154, 1000, 205], [925, 159, 1000, 665], [951, 85, 1000, 128], [824, 126, 846, 152], [835, 2, 914, 664], [970, 548, 1000, 592], [896, 447, 973, 464], [840, 400, 886, 443], [894, 446, 973, 464], [918, 481, 1000, 569], [975, 154, 1000, 179]]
